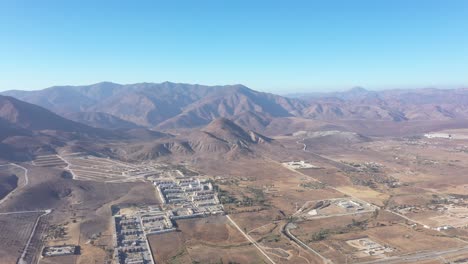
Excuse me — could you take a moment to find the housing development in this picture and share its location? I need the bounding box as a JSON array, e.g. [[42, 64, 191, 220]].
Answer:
[[111, 165, 224, 264]]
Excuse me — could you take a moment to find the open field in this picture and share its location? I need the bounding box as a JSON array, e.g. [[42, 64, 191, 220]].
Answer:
[[0, 211, 47, 264], [148, 215, 269, 264], [292, 212, 467, 263], [335, 186, 389, 207], [263, 132, 468, 263], [4, 125, 468, 264], [70, 132, 468, 263]]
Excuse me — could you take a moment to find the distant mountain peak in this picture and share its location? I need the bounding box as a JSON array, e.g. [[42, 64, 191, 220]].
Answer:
[[93, 81, 119, 86], [349, 86, 368, 93]]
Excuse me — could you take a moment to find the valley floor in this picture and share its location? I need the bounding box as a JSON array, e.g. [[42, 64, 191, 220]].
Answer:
[[2, 128, 468, 263]]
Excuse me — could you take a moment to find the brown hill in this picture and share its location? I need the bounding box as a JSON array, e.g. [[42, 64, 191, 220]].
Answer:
[[0, 95, 101, 133], [296, 87, 468, 122], [202, 118, 272, 145], [155, 85, 306, 129], [0, 96, 136, 160], [2, 82, 307, 130], [64, 111, 140, 129], [0, 119, 32, 141], [4, 83, 468, 134], [114, 118, 275, 161]]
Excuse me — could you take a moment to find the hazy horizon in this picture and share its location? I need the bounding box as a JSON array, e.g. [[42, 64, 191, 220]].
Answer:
[[1, 0, 468, 93], [2, 80, 467, 95]]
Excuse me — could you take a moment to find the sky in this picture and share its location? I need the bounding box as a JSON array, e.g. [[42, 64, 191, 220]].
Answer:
[[1, 0, 468, 93]]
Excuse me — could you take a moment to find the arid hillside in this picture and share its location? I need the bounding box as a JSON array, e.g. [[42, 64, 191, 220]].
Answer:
[[4, 83, 468, 131], [2, 82, 306, 129]]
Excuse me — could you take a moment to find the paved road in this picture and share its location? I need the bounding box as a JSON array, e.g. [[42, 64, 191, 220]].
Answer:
[[283, 222, 333, 264], [226, 215, 277, 264]]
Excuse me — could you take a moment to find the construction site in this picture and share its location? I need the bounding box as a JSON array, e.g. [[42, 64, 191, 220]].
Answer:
[[34, 153, 182, 183], [58, 153, 155, 182]]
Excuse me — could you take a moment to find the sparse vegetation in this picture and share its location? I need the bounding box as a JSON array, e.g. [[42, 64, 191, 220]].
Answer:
[[300, 181, 326, 189], [45, 224, 67, 240], [310, 228, 329, 241], [308, 219, 368, 242]]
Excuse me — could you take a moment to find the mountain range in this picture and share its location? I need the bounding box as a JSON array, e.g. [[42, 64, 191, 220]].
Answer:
[[2, 82, 303, 130], [118, 117, 276, 161], [0, 95, 168, 160], [0, 95, 99, 160], [0, 93, 277, 161], [3, 82, 468, 132], [3, 82, 468, 161]]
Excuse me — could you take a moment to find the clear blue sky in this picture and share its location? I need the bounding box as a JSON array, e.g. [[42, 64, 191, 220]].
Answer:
[[1, 0, 468, 93]]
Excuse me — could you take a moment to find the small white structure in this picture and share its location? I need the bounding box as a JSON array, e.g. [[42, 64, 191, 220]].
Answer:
[[283, 161, 318, 170], [424, 133, 452, 139], [308, 209, 318, 216], [43, 245, 78, 257], [435, 225, 454, 231]]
